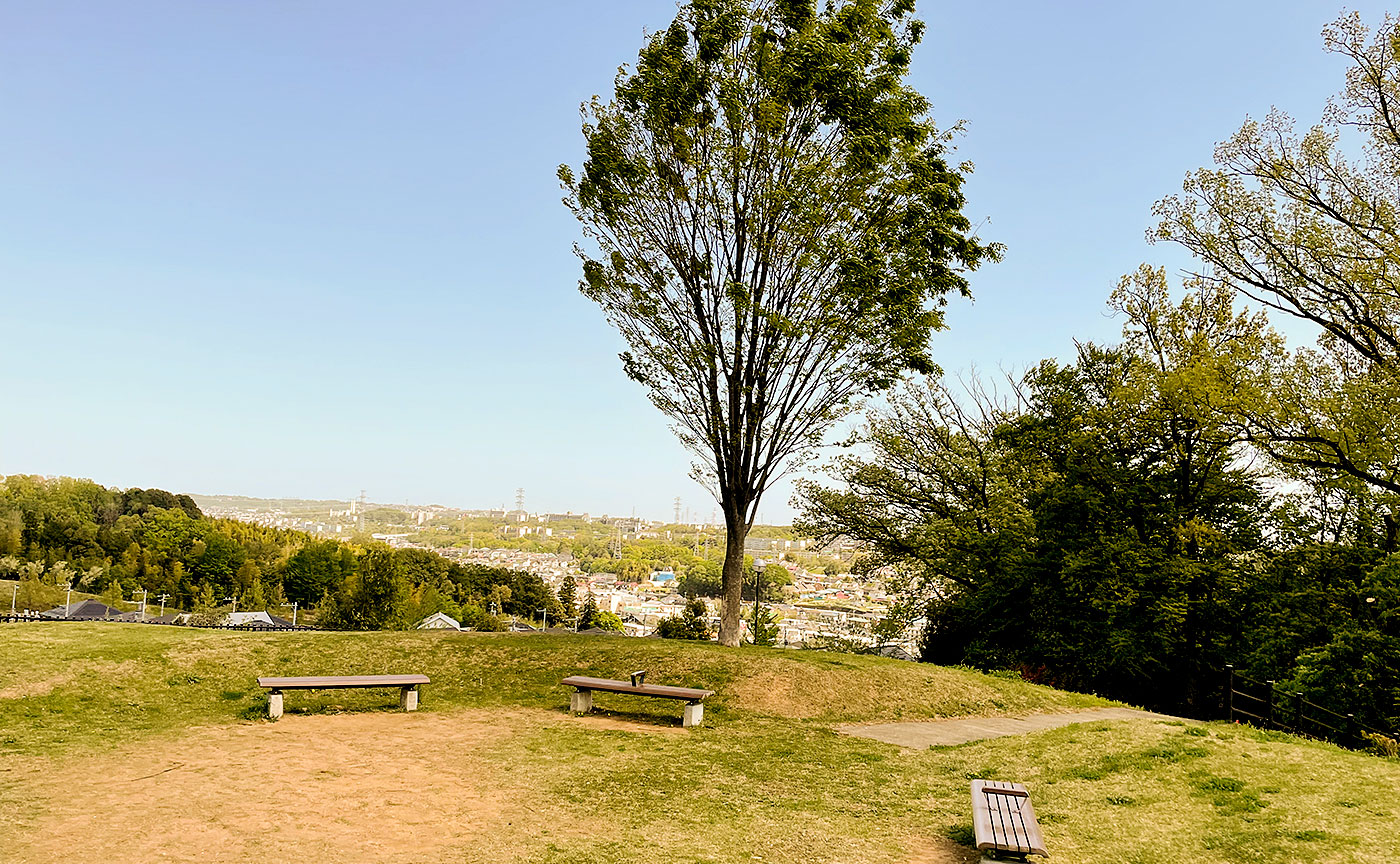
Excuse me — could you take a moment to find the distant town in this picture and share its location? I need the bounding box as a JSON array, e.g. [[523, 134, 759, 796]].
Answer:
[[193, 492, 918, 658]]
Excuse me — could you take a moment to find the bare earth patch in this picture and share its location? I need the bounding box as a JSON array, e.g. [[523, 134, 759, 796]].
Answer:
[[18, 709, 531, 864]]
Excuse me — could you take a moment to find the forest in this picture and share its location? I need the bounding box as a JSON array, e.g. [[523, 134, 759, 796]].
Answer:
[[0, 474, 559, 630], [797, 269, 1400, 732]]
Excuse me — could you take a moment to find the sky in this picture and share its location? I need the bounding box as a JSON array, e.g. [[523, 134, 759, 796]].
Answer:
[[1, 1, 1392, 523]]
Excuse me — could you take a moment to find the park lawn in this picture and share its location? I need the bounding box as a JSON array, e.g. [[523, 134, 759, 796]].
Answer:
[[2, 624, 1397, 864]]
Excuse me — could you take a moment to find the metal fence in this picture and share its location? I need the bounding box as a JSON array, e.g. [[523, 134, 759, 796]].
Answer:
[[0, 612, 313, 631], [1225, 664, 1394, 748]]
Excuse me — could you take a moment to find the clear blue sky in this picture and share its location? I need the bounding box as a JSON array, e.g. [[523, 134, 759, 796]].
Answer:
[[0, 1, 1388, 522]]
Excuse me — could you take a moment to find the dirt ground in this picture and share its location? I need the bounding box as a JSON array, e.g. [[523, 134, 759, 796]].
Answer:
[[12, 708, 971, 864]]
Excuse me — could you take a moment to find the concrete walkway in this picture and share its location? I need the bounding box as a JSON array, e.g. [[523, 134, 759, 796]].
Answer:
[[839, 707, 1174, 749]]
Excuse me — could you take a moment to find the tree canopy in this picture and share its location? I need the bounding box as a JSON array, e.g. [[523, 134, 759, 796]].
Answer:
[[561, 0, 999, 644], [1155, 11, 1400, 511]]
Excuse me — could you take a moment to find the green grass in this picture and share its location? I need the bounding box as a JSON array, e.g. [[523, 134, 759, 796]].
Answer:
[[0, 624, 1106, 754], [2, 624, 1397, 864]]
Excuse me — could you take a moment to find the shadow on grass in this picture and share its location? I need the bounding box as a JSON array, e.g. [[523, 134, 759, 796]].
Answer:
[[568, 706, 696, 729], [942, 822, 975, 849]]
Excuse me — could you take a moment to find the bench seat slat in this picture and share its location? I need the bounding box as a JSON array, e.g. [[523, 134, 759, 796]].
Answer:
[[257, 674, 429, 690], [561, 675, 713, 701], [970, 779, 1048, 857]]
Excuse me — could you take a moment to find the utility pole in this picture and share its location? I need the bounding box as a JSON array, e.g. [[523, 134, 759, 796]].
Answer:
[[538, 606, 548, 630], [225, 596, 237, 614], [157, 593, 170, 617], [10, 582, 16, 614], [137, 589, 148, 620], [290, 601, 299, 626], [65, 583, 72, 617]]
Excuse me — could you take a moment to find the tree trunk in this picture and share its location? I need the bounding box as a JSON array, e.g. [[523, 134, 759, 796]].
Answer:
[[718, 515, 748, 647]]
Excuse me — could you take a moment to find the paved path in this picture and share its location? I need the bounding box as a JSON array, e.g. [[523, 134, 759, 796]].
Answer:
[[839, 707, 1175, 749]]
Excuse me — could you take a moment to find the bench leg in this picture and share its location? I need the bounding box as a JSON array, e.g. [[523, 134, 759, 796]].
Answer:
[[400, 686, 419, 712], [683, 701, 704, 728], [268, 690, 283, 720], [570, 689, 593, 714]]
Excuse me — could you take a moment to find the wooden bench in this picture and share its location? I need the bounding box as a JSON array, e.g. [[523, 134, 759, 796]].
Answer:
[[256, 674, 429, 720], [562, 673, 714, 727], [971, 779, 1047, 860]]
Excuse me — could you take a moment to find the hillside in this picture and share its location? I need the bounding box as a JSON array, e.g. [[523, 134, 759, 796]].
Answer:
[[2, 625, 1396, 864]]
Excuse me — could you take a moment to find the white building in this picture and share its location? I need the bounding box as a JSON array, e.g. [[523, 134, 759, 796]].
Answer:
[[416, 612, 461, 631]]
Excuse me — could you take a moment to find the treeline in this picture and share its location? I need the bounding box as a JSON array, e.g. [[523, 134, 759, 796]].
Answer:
[[797, 272, 1400, 732], [0, 475, 561, 629]]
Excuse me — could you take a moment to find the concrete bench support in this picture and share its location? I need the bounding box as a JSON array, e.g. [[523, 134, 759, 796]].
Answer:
[[683, 701, 703, 728], [268, 690, 284, 720], [561, 675, 714, 728], [400, 686, 419, 711], [571, 689, 593, 713]]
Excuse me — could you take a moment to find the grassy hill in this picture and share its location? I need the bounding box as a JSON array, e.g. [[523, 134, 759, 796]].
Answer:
[[2, 624, 1396, 863]]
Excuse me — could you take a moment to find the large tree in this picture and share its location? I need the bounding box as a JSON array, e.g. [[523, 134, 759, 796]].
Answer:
[[1154, 12, 1400, 522], [560, 0, 999, 644]]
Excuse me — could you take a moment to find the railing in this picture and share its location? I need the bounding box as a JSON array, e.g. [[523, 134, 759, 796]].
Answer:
[[1225, 664, 1394, 748], [0, 612, 313, 630]]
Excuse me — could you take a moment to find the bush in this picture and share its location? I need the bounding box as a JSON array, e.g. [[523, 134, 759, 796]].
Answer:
[[458, 603, 504, 632], [656, 599, 711, 640]]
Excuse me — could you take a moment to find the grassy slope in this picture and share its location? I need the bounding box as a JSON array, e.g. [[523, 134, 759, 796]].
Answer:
[[2, 624, 1397, 864]]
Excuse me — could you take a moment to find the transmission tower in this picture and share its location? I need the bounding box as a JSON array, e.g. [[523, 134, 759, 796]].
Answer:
[[673, 497, 682, 524], [515, 487, 525, 514], [357, 490, 367, 533]]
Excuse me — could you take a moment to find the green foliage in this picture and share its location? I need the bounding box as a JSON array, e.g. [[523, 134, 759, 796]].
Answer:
[[561, 0, 1000, 645], [1154, 12, 1400, 507], [590, 609, 625, 633], [798, 277, 1275, 714], [557, 574, 578, 622], [657, 598, 713, 641], [0, 474, 306, 614], [457, 603, 505, 632], [284, 540, 357, 606], [748, 603, 779, 647], [577, 590, 599, 629], [318, 548, 410, 631]]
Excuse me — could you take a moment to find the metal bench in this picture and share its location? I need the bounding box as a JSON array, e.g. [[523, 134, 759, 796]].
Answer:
[[256, 674, 429, 719], [971, 779, 1047, 860], [562, 673, 714, 727]]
